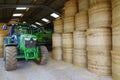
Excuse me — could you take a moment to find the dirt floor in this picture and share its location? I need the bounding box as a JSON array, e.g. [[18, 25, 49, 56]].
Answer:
[[0, 58, 112, 80]]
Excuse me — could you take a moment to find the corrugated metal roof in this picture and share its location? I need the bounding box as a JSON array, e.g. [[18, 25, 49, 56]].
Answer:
[[0, 0, 67, 25]]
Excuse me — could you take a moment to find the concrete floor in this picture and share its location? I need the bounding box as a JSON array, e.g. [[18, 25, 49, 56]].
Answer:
[[0, 58, 112, 80]]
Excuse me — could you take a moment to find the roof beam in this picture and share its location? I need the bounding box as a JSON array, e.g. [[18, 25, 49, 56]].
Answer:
[[0, 4, 61, 15]]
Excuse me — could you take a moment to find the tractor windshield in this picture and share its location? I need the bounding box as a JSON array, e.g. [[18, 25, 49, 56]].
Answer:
[[14, 25, 30, 35], [14, 28, 28, 35]]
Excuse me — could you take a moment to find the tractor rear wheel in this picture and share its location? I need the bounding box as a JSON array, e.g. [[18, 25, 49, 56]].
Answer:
[[40, 46, 49, 65], [4, 46, 17, 71]]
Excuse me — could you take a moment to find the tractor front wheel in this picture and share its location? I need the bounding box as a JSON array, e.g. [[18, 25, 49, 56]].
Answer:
[[40, 46, 49, 65], [4, 46, 17, 71]]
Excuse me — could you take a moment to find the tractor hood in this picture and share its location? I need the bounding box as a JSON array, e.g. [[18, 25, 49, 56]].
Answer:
[[20, 34, 37, 39]]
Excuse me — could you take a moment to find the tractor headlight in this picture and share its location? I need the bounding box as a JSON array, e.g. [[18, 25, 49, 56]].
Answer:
[[25, 38, 30, 41], [33, 38, 37, 41]]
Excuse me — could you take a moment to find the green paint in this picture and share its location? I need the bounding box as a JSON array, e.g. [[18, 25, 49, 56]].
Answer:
[[4, 24, 40, 61], [33, 27, 52, 45]]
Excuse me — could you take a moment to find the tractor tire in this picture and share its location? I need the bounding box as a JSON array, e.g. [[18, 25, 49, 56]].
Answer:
[[4, 46, 17, 71], [40, 46, 49, 65]]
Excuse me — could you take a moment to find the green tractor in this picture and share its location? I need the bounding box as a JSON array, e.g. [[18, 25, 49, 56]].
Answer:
[[33, 27, 52, 51], [4, 24, 49, 71]]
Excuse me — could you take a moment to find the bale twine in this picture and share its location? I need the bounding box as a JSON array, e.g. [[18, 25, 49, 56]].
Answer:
[[52, 47, 62, 60], [63, 48, 73, 63], [88, 50, 111, 76], [78, 0, 89, 12], [112, 0, 120, 27], [73, 49, 86, 67], [86, 28, 111, 51], [64, 16, 75, 33], [89, 0, 110, 7], [53, 18, 63, 33], [111, 51, 120, 80], [52, 33, 62, 48], [0, 27, 9, 36], [89, 2, 111, 28], [64, 0, 77, 17], [75, 11, 88, 31], [73, 31, 86, 49], [62, 33, 73, 48]]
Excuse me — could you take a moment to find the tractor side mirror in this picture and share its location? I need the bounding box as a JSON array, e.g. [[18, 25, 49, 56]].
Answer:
[[2, 24, 7, 30]]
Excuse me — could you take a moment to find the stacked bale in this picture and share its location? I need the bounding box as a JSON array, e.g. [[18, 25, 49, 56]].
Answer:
[[72, 0, 89, 67], [63, 48, 73, 63], [52, 18, 63, 60], [73, 31, 87, 67], [64, 0, 77, 17], [62, 0, 77, 63], [78, 0, 89, 12], [75, 11, 88, 31], [52, 33, 62, 60], [87, 28, 111, 75], [64, 16, 74, 32], [0, 23, 9, 57], [0, 34, 6, 57], [89, 0, 110, 7], [87, 2, 112, 76], [72, 0, 88, 67], [62, 33, 73, 63], [89, 2, 111, 28], [64, 0, 77, 33], [53, 18, 63, 33], [112, 0, 120, 80]]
